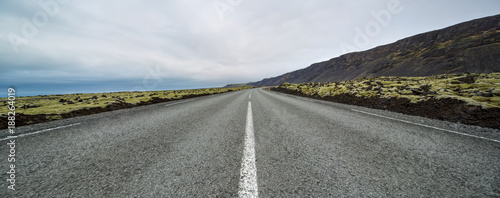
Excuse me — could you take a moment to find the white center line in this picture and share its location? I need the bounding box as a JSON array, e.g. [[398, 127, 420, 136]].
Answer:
[[239, 101, 258, 197], [351, 109, 500, 143], [164, 99, 195, 107], [0, 123, 81, 142], [249, 93, 251, 99]]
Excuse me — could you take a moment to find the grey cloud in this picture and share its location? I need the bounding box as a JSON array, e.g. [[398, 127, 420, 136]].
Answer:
[[0, 0, 499, 95]]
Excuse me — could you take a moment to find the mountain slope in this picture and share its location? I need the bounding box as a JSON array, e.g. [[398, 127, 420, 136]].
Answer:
[[248, 14, 500, 86]]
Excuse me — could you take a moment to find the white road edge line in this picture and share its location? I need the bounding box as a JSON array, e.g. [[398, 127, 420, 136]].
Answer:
[[0, 123, 82, 142], [164, 99, 195, 107], [239, 101, 258, 197], [351, 109, 500, 143]]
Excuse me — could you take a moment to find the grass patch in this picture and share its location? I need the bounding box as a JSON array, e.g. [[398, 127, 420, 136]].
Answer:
[[276, 73, 500, 108], [0, 87, 253, 117]]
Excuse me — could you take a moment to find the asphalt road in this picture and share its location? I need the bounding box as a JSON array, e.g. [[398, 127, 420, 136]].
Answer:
[[1, 88, 499, 197]]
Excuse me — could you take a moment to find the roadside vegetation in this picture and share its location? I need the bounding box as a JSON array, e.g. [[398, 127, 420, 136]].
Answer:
[[273, 73, 500, 129], [0, 87, 252, 128], [278, 73, 500, 108]]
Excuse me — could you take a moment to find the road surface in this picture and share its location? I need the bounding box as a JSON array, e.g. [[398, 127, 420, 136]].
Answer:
[[1, 88, 499, 197]]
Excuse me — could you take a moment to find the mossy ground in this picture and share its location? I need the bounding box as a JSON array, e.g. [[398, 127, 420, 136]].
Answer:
[[278, 73, 500, 109], [273, 73, 500, 129], [0, 87, 252, 128]]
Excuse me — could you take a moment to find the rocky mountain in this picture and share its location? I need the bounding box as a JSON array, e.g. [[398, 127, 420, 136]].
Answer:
[[224, 83, 252, 88], [246, 14, 500, 87]]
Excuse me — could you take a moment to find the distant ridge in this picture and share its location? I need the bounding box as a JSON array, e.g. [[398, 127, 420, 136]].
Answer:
[[243, 14, 500, 87], [224, 83, 253, 88]]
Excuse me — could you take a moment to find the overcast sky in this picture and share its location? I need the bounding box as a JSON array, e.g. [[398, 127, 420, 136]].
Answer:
[[1, 0, 499, 96]]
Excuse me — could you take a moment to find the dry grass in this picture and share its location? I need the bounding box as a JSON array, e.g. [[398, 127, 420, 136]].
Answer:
[[0, 87, 252, 116], [278, 73, 500, 109]]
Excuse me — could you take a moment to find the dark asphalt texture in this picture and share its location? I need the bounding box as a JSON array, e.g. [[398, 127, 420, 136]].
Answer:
[[1, 88, 499, 197]]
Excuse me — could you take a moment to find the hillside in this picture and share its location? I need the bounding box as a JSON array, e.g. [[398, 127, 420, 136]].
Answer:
[[247, 14, 500, 86], [224, 83, 253, 88]]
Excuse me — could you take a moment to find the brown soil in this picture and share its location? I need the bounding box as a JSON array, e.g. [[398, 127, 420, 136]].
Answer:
[[272, 87, 500, 130], [0, 92, 219, 129]]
